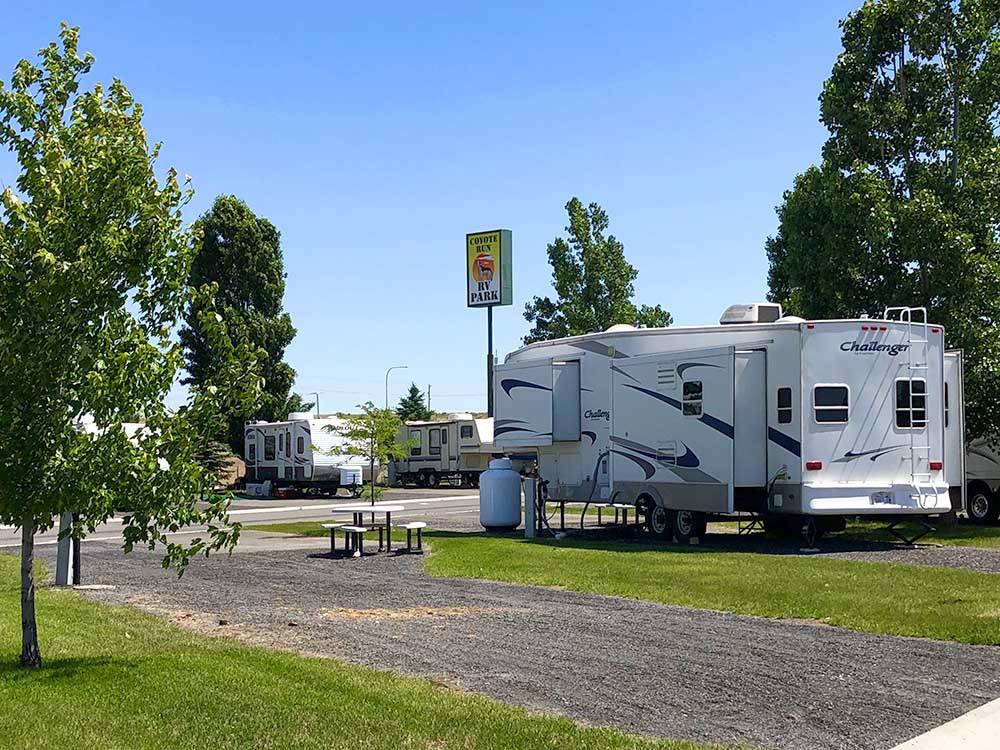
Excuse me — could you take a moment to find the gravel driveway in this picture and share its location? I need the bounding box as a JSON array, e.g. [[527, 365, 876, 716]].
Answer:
[[65, 537, 1000, 750]]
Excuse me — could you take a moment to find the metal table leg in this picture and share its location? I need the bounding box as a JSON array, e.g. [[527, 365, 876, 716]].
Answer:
[[386, 512, 392, 553]]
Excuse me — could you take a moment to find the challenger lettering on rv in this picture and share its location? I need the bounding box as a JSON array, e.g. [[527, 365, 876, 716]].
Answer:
[[840, 341, 910, 356], [584, 409, 610, 421]]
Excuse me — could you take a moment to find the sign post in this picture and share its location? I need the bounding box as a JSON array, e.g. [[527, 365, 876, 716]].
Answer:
[[466, 230, 512, 416]]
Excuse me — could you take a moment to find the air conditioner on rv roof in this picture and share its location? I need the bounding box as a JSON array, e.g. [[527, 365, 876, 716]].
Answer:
[[719, 302, 783, 325]]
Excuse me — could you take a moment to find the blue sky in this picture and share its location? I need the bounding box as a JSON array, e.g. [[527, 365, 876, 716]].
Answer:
[[2, 1, 858, 414]]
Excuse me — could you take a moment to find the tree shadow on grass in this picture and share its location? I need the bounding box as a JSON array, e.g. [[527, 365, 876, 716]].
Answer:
[[0, 655, 137, 684]]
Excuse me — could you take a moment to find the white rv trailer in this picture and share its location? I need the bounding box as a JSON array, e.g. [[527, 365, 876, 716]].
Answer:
[[244, 412, 368, 490], [942, 351, 1000, 524], [393, 414, 535, 487], [494, 303, 953, 542], [964, 437, 1000, 523]]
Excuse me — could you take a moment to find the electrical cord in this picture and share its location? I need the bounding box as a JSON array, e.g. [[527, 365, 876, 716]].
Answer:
[[580, 450, 610, 529]]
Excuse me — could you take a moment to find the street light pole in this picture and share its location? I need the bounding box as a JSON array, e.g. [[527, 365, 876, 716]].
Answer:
[[311, 392, 320, 416], [385, 365, 408, 410]]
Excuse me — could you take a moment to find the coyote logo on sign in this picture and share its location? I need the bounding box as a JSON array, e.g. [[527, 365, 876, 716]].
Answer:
[[473, 252, 494, 282]]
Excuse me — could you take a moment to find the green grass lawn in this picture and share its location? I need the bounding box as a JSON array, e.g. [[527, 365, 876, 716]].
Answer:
[[0, 554, 715, 750], [247, 522, 1000, 645]]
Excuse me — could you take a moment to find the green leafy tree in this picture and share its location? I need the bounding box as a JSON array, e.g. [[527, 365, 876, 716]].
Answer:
[[766, 0, 1000, 439], [330, 402, 413, 504], [396, 383, 432, 422], [523, 198, 672, 344], [179, 195, 309, 452], [0, 26, 260, 668]]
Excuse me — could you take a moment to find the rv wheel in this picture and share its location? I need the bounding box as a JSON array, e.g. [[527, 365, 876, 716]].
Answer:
[[967, 484, 999, 524], [646, 504, 670, 538], [426, 472, 439, 488], [670, 510, 698, 544]]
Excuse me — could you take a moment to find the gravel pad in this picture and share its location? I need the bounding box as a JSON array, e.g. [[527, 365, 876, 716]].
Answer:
[[59, 541, 1000, 750]]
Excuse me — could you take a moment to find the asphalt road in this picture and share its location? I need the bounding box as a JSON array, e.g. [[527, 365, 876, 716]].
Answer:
[[0, 487, 481, 551]]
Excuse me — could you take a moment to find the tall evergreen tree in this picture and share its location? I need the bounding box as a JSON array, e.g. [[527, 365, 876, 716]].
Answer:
[[180, 195, 309, 452], [523, 198, 672, 344], [766, 0, 1000, 440], [397, 383, 432, 422]]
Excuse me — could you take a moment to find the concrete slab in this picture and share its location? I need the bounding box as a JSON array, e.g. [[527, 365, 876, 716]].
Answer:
[[892, 696, 1000, 749]]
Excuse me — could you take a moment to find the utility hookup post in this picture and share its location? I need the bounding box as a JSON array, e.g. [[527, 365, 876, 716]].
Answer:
[[55, 512, 75, 586]]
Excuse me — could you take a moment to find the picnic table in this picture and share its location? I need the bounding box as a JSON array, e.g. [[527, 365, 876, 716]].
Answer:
[[331, 504, 405, 554]]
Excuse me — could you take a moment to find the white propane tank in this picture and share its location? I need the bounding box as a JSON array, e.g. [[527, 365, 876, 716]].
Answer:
[[479, 458, 522, 531], [339, 466, 362, 487]]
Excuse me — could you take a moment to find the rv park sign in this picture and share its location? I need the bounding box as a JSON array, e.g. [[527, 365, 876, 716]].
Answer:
[[466, 229, 512, 307]]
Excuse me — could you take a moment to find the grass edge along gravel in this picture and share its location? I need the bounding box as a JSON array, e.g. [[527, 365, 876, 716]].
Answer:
[[248, 522, 1000, 645], [0, 553, 722, 750]]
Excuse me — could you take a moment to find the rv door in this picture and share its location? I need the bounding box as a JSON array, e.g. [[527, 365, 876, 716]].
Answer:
[[494, 360, 554, 448]]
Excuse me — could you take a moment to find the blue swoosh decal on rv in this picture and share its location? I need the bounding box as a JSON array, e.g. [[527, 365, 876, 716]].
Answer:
[[500, 379, 552, 398], [622, 384, 734, 439], [611, 365, 640, 383], [676, 362, 722, 377], [833, 444, 907, 463], [494, 425, 537, 437], [582, 431, 597, 445], [610, 450, 656, 479], [767, 428, 801, 457]]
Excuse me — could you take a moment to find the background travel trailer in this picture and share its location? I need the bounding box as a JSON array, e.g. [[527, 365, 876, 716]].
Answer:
[[495, 304, 955, 542], [244, 412, 369, 491], [392, 415, 534, 487]]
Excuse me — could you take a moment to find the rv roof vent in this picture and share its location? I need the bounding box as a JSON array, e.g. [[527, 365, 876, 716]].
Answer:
[[287, 412, 314, 421], [605, 323, 636, 332], [778, 315, 806, 324], [448, 412, 474, 420], [719, 302, 783, 325]]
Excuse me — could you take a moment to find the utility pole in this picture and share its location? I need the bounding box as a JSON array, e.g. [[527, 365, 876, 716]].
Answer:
[[311, 392, 320, 416], [427, 384, 431, 414]]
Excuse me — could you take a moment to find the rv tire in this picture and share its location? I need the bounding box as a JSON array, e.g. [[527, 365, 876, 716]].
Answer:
[[426, 472, 439, 488], [670, 510, 701, 544], [967, 483, 999, 524], [646, 503, 670, 538]]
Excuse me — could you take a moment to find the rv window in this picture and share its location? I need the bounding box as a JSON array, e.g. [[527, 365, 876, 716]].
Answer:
[[896, 379, 927, 429], [814, 386, 849, 423], [296, 436, 304, 454], [286, 431, 291, 454], [264, 436, 276, 460], [278, 433, 283, 454], [248, 443, 256, 462], [429, 428, 441, 455], [460, 425, 474, 439], [409, 429, 421, 457], [682, 380, 702, 417], [441, 429, 447, 445], [777, 387, 792, 424]]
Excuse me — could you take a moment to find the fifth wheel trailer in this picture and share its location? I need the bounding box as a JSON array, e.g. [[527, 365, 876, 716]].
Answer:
[[392, 415, 534, 487], [244, 412, 369, 491], [494, 303, 954, 542]]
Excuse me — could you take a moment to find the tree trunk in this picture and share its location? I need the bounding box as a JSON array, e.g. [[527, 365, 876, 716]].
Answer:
[[20, 515, 41, 668]]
